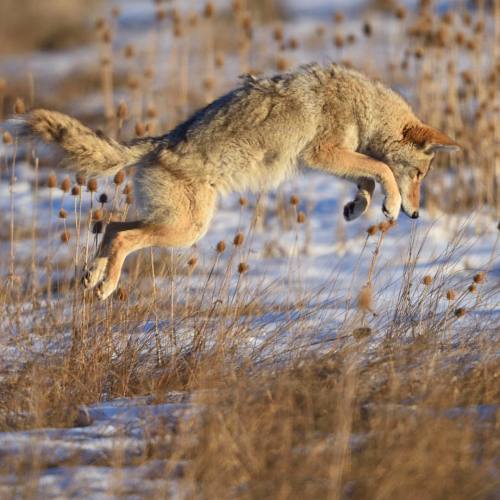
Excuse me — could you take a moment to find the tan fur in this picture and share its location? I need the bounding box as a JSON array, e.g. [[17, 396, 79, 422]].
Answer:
[[12, 63, 459, 299]]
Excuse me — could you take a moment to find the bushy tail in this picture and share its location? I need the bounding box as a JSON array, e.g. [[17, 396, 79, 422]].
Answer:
[[10, 109, 155, 177]]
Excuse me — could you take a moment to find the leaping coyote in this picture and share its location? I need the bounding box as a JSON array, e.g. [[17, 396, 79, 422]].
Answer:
[[12, 63, 460, 299]]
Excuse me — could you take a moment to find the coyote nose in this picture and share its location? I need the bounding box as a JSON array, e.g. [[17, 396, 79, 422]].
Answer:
[[411, 211, 419, 219]]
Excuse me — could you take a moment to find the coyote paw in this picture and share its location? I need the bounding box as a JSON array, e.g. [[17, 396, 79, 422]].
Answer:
[[82, 258, 108, 290], [382, 193, 401, 221], [343, 198, 368, 221], [95, 279, 118, 301]]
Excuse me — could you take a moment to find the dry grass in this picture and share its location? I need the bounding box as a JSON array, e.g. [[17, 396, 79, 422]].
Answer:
[[0, 0, 499, 498], [0, 0, 101, 55]]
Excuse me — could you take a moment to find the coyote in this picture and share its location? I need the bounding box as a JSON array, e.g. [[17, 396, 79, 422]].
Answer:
[[13, 64, 460, 300]]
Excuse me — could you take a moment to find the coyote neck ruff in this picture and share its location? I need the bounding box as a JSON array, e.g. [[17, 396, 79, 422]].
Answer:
[[13, 63, 460, 299]]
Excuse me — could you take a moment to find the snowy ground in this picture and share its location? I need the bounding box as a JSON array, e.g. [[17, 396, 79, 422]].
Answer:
[[0, 0, 499, 498]]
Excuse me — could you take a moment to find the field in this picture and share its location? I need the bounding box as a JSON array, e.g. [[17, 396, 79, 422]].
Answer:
[[0, 0, 499, 498]]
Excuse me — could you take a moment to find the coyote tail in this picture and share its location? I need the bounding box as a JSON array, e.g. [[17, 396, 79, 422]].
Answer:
[[10, 109, 155, 177]]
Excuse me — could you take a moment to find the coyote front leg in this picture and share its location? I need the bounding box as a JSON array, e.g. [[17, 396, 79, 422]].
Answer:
[[304, 147, 402, 220], [343, 177, 375, 221]]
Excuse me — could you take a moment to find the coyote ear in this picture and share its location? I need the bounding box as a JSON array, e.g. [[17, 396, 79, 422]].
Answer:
[[403, 123, 461, 153]]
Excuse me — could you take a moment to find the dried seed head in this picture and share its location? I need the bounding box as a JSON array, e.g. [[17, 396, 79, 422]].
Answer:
[[446, 289, 456, 301], [276, 56, 288, 71], [297, 211, 306, 224], [422, 275, 433, 286], [47, 174, 57, 189], [156, 8, 167, 21], [367, 225, 378, 236], [117, 101, 128, 120], [111, 5, 120, 18], [204, 2, 214, 18], [14, 97, 25, 114], [60, 177, 71, 192], [289, 37, 299, 50], [203, 77, 215, 91], [215, 52, 225, 68], [290, 194, 299, 206], [98, 193, 108, 204], [233, 232, 244, 246], [58, 208, 68, 219], [71, 185, 81, 196], [146, 106, 157, 119], [2, 131, 13, 144], [238, 262, 249, 274], [124, 44, 134, 58], [466, 39, 477, 51], [135, 122, 146, 137], [378, 221, 391, 233], [114, 171, 125, 185], [273, 26, 284, 42], [362, 22, 372, 37], [232, 0, 242, 14], [239, 196, 248, 206], [347, 33, 357, 44], [87, 178, 98, 192], [95, 17, 106, 30], [454, 307, 466, 318], [468, 284, 477, 293], [92, 220, 104, 234], [101, 29, 112, 44], [174, 23, 183, 38], [93, 209, 103, 221], [473, 272, 486, 284], [216, 240, 226, 253], [357, 285, 373, 312], [123, 183, 132, 195], [127, 75, 140, 90], [334, 34, 344, 48], [60, 230, 70, 243], [188, 12, 198, 27], [353, 326, 372, 340], [241, 14, 252, 33], [117, 287, 127, 301], [125, 193, 134, 205], [76, 173, 86, 186], [395, 6, 407, 19], [333, 11, 344, 23], [187, 256, 198, 268]]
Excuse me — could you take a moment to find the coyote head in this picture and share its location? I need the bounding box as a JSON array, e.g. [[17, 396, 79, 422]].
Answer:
[[385, 123, 461, 219]]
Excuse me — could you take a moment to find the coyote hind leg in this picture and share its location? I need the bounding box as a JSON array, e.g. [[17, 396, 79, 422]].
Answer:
[[82, 221, 142, 292], [343, 178, 375, 221], [83, 220, 207, 300]]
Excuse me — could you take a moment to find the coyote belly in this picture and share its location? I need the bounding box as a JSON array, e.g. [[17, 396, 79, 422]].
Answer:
[[11, 63, 459, 299]]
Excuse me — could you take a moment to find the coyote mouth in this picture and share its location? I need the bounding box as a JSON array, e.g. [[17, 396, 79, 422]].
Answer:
[[401, 205, 419, 219]]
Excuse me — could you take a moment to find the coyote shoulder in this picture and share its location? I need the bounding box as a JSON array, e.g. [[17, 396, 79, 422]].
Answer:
[[12, 63, 459, 299]]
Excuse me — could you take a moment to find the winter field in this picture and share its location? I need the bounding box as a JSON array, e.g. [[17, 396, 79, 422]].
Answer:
[[0, 0, 499, 498]]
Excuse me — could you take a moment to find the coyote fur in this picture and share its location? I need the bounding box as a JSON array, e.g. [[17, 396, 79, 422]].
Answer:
[[12, 63, 460, 300]]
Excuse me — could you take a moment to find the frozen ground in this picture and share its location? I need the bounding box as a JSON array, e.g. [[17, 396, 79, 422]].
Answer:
[[0, 0, 499, 498]]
